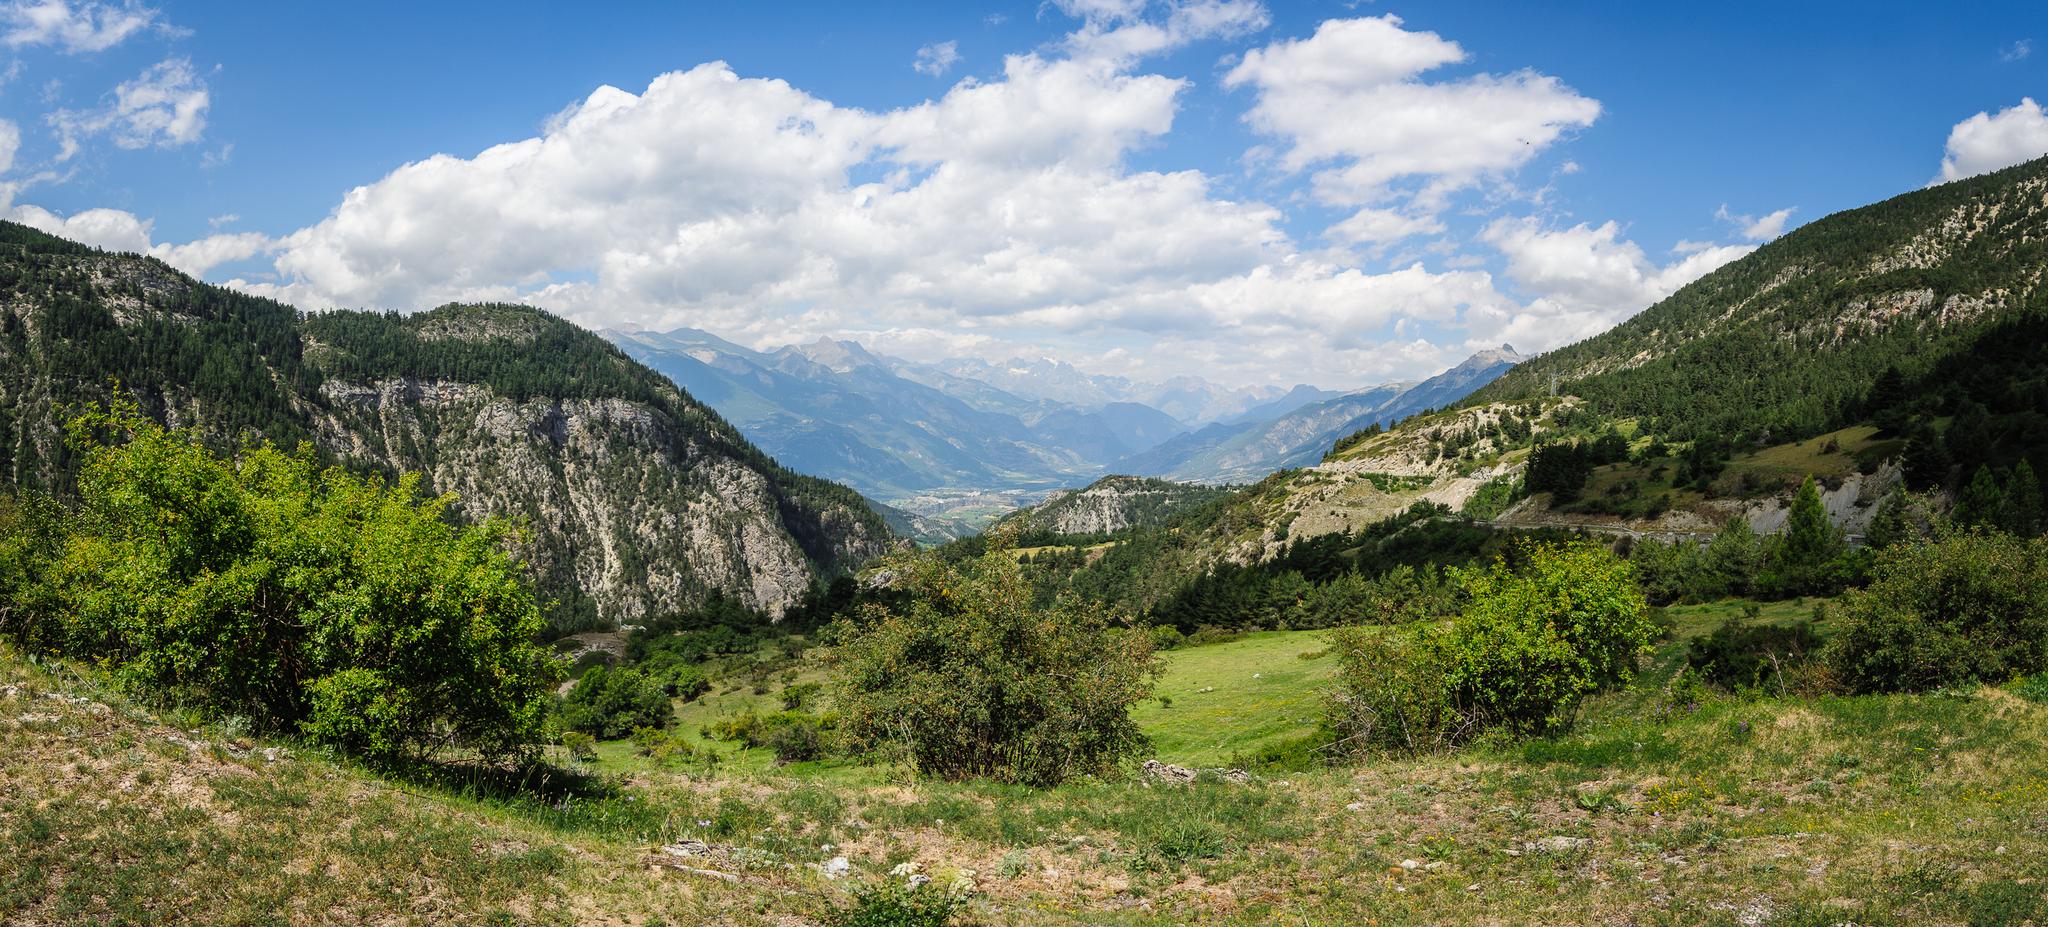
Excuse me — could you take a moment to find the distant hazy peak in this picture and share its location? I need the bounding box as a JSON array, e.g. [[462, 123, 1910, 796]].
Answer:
[[783, 336, 885, 373], [1458, 344, 1524, 369]]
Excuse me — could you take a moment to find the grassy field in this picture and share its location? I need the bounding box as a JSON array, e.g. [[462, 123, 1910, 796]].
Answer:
[[5, 600, 2047, 926], [1130, 630, 1336, 767]]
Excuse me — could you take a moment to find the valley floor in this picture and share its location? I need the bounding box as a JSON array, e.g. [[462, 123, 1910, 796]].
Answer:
[[4, 602, 2046, 926]]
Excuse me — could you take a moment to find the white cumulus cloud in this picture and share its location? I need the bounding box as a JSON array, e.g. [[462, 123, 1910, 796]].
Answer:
[[5, 202, 270, 275], [1326, 206, 1444, 245], [208, 41, 1521, 387], [50, 56, 209, 158], [1062, 0, 1268, 64], [12, 9, 1753, 389], [2, 0, 159, 53], [912, 40, 959, 76], [1933, 97, 2048, 184], [0, 118, 19, 173], [1224, 15, 1599, 209], [1477, 216, 1751, 350], [1715, 204, 1796, 241]]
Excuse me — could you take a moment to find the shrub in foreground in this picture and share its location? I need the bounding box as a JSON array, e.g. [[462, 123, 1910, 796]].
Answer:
[[37, 404, 558, 761], [1439, 542, 1654, 735], [1328, 542, 1653, 753], [833, 881, 967, 927], [1826, 530, 2048, 693], [831, 546, 1160, 786]]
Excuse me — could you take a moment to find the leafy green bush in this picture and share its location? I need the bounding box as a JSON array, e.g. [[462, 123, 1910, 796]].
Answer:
[[1685, 613, 1822, 692], [1438, 543, 1654, 735], [1147, 624, 1185, 651], [762, 717, 826, 763], [560, 666, 673, 740], [561, 731, 598, 762], [648, 663, 711, 701], [779, 681, 823, 711], [1325, 625, 1462, 756], [1328, 542, 1653, 752], [703, 709, 835, 763], [832, 546, 1160, 786], [628, 725, 696, 764], [1826, 531, 2048, 693], [832, 881, 967, 927], [36, 404, 557, 762], [1181, 625, 1246, 648], [1459, 475, 1522, 521], [0, 493, 63, 648]]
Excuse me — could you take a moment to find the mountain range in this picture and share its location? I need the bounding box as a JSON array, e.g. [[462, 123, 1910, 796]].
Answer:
[[606, 325, 1523, 515], [6, 152, 2047, 640], [1112, 345, 1524, 483], [605, 328, 1516, 531]]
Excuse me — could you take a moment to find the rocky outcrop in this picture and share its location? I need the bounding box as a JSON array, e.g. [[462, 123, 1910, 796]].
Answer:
[[1001, 475, 1227, 536], [314, 380, 880, 619]]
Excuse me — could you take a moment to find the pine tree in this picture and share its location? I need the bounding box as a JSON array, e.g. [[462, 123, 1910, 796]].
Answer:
[[1866, 365, 1907, 416], [1770, 476, 1846, 595], [1865, 489, 1920, 549], [1901, 425, 1952, 490], [1947, 403, 1995, 470], [1952, 466, 2006, 530], [2001, 459, 2043, 538], [1701, 516, 1763, 598]]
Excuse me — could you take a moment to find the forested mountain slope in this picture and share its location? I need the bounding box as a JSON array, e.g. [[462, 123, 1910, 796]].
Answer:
[[0, 222, 891, 629], [1470, 155, 2048, 442]]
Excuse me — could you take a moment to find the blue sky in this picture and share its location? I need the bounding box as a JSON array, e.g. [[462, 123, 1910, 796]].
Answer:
[[2, 0, 2043, 388]]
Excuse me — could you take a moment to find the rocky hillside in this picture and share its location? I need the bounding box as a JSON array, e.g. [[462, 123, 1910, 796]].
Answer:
[[998, 475, 1229, 536], [0, 222, 892, 629]]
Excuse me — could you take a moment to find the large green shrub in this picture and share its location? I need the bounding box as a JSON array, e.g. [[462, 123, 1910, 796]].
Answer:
[[703, 709, 835, 763], [831, 547, 1160, 786], [1324, 625, 1463, 755], [1826, 530, 2048, 693], [559, 665, 674, 740], [0, 493, 64, 648], [39, 405, 558, 761], [1328, 542, 1652, 752], [1439, 543, 1654, 735]]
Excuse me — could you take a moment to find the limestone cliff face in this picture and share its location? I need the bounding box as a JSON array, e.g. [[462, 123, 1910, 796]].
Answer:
[[313, 379, 885, 620], [0, 223, 892, 628]]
